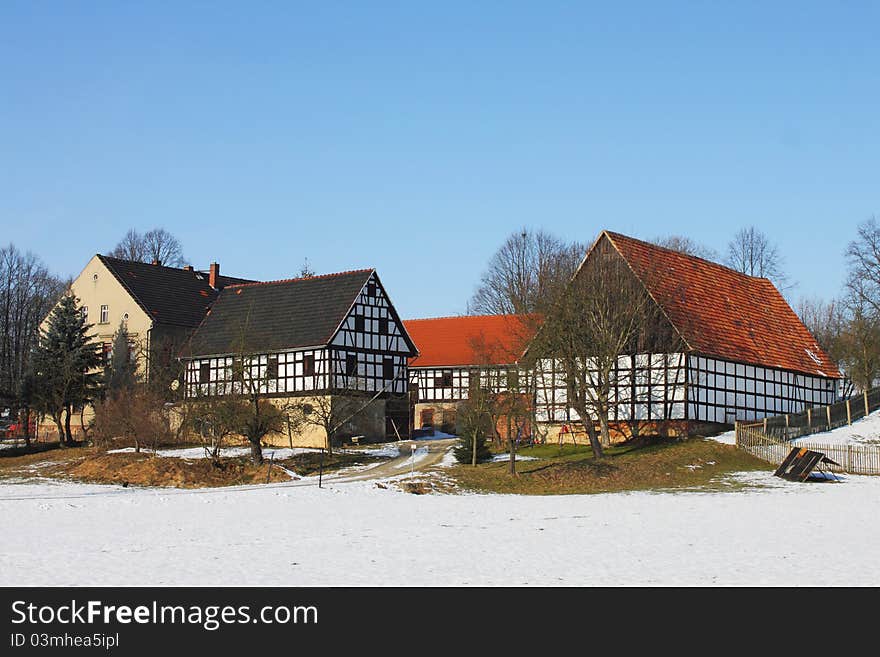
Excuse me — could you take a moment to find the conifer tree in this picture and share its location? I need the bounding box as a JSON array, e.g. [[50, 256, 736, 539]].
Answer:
[[104, 320, 138, 395], [30, 293, 101, 445]]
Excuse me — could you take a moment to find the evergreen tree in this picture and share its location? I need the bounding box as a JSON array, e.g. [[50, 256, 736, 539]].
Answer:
[[453, 391, 495, 464], [453, 431, 493, 464], [104, 320, 138, 395], [30, 293, 101, 445]]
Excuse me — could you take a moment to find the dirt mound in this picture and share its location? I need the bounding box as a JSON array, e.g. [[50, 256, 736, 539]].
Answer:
[[46, 452, 293, 488]]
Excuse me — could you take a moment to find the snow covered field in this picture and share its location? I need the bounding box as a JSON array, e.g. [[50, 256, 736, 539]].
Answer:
[[793, 410, 880, 446], [2, 472, 879, 586], [707, 409, 880, 447]]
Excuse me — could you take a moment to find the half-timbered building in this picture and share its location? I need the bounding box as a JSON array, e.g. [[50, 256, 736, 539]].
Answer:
[[183, 269, 418, 447], [533, 231, 842, 441], [404, 315, 536, 433]]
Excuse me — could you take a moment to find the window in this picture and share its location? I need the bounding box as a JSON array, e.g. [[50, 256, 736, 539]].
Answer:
[[355, 316, 365, 332], [100, 343, 112, 366], [345, 353, 358, 376], [266, 356, 278, 380], [199, 362, 211, 384], [383, 358, 394, 380], [367, 282, 377, 297], [378, 317, 389, 335], [435, 371, 453, 388], [232, 358, 243, 383], [99, 305, 109, 324], [81, 306, 88, 322], [303, 354, 315, 377], [127, 340, 138, 363]]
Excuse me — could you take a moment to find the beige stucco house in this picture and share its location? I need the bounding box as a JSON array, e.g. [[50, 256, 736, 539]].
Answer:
[[38, 256, 250, 435]]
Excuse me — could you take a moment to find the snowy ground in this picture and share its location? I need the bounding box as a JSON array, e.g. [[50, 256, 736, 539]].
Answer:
[[705, 410, 880, 447], [2, 471, 879, 586], [793, 410, 880, 446]]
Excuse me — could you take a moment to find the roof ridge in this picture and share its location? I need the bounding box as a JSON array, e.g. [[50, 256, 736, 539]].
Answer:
[[602, 230, 768, 282], [225, 268, 374, 289], [403, 313, 521, 322]]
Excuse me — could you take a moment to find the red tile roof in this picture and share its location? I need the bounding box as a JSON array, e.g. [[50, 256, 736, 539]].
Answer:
[[404, 315, 538, 368], [601, 231, 841, 378]]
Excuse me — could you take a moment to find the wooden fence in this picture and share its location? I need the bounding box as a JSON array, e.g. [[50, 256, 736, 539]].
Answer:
[[759, 388, 880, 441], [735, 422, 880, 476]]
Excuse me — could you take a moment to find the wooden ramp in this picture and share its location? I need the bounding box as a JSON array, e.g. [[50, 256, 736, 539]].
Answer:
[[774, 447, 841, 482]]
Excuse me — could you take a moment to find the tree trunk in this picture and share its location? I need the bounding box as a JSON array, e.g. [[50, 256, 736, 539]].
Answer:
[[508, 435, 516, 476], [53, 413, 65, 447], [581, 418, 604, 459], [598, 412, 611, 448], [22, 407, 31, 448], [63, 405, 73, 445], [249, 438, 263, 465], [471, 430, 478, 466]]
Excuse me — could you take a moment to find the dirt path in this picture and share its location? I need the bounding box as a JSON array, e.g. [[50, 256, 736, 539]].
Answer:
[[332, 438, 456, 482]]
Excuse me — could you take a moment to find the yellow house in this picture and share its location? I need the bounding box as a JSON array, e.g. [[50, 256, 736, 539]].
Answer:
[[38, 256, 251, 435]]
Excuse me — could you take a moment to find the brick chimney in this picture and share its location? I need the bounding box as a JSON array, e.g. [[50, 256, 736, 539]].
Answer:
[[209, 262, 220, 289], [183, 265, 194, 272]]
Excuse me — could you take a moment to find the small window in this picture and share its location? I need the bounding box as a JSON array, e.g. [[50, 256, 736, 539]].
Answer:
[[383, 358, 395, 381], [100, 305, 109, 324], [435, 371, 453, 388], [303, 354, 315, 377], [81, 306, 88, 322], [378, 317, 389, 335], [367, 282, 377, 297], [199, 362, 211, 384], [345, 353, 358, 376], [266, 356, 278, 380], [355, 316, 365, 332]]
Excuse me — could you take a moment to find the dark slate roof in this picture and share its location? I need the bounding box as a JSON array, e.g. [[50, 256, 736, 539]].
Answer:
[[184, 269, 379, 357], [98, 255, 255, 329]]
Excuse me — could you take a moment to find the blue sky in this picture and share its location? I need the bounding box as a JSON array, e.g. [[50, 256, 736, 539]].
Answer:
[[1, 1, 877, 317]]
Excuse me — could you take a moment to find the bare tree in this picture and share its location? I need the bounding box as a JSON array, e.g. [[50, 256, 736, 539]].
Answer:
[[143, 228, 185, 267], [0, 245, 65, 412], [796, 297, 844, 363], [467, 333, 532, 475], [110, 228, 185, 267], [725, 226, 790, 289], [527, 239, 678, 458], [838, 277, 880, 393], [109, 229, 149, 262], [468, 228, 586, 316], [845, 216, 880, 316], [652, 235, 718, 261]]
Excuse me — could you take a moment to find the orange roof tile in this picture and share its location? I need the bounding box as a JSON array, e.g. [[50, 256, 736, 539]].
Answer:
[[404, 315, 538, 368], [602, 231, 841, 378]]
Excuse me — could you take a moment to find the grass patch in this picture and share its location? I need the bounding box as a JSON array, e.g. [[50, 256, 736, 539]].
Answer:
[[276, 451, 388, 476], [448, 437, 770, 495]]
